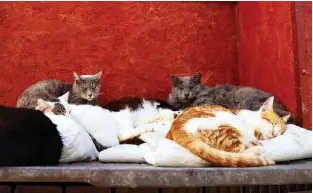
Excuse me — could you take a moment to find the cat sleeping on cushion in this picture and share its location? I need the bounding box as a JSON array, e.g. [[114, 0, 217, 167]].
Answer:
[[168, 72, 298, 125], [36, 94, 182, 151], [36, 97, 99, 163], [17, 71, 102, 109], [165, 96, 290, 167], [118, 96, 289, 167], [97, 96, 291, 167]]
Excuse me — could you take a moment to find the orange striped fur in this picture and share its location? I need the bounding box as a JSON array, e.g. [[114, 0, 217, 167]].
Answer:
[[166, 97, 290, 167]]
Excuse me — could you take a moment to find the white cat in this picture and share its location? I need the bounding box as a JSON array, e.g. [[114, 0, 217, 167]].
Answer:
[[37, 93, 182, 149]]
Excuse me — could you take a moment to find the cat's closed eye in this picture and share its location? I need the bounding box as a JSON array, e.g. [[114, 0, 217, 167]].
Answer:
[[81, 87, 87, 91]]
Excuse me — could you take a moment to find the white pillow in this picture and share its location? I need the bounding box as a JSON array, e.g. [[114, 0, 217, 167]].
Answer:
[[45, 113, 98, 163], [261, 124, 312, 162], [140, 135, 210, 167], [98, 144, 145, 163]]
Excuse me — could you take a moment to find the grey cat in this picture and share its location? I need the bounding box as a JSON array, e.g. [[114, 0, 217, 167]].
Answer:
[[168, 72, 298, 125], [16, 71, 102, 109]]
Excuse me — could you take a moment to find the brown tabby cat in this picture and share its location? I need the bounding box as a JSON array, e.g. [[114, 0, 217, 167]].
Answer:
[[16, 71, 102, 109], [166, 96, 290, 167]]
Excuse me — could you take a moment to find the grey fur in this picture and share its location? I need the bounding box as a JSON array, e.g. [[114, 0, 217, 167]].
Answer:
[[16, 71, 102, 109], [68, 72, 102, 105], [168, 72, 298, 125], [16, 80, 72, 109]]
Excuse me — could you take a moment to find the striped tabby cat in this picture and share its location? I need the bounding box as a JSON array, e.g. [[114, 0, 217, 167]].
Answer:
[[166, 96, 290, 167], [16, 71, 102, 109]]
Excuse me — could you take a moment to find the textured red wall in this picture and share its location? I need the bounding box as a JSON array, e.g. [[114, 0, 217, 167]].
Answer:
[[0, 2, 237, 106], [303, 2, 312, 129], [237, 2, 312, 128]]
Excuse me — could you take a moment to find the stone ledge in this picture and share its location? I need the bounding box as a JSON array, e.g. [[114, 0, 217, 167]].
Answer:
[[0, 159, 311, 188]]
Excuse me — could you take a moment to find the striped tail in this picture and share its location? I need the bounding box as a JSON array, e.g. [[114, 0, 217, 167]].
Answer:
[[175, 132, 274, 167]]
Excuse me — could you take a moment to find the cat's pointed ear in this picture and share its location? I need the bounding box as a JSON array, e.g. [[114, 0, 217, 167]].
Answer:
[[58, 92, 69, 103], [94, 71, 102, 80], [73, 72, 80, 81], [192, 72, 201, 84], [282, 114, 291, 123], [170, 74, 180, 86], [36, 99, 49, 111], [259, 96, 274, 112]]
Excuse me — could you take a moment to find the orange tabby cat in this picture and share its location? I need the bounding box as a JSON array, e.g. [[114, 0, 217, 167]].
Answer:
[[166, 96, 290, 167]]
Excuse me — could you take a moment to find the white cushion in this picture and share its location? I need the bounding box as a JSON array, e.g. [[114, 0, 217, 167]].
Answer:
[[45, 113, 98, 163]]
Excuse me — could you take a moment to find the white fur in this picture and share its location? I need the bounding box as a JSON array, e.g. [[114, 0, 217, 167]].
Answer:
[[184, 111, 257, 145], [60, 100, 180, 148], [236, 110, 278, 139], [260, 124, 312, 162], [98, 124, 312, 167], [58, 92, 69, 103], [65, 104, 120, 147]]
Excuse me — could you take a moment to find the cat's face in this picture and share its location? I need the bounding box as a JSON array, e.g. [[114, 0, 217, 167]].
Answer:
[[240, 97, 290, 140], [169, 72, 203, 103], [72, 71, 102, 101], [36, 93, 70, 116], [36, 99, 69, 116]]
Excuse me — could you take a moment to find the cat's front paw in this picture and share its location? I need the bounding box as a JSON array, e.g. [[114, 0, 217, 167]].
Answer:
[[146, 109, 180, 124], [137, 125, 155, 134], [244, 146, 264, 156], [145, 116, 162, 124], [247, 140, 261, 148]]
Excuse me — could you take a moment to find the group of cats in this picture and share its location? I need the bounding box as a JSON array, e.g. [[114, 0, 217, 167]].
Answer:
[[0, 71, 296, 167]]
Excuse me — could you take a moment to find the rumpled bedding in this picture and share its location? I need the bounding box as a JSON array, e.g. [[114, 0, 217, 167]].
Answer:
[[98, 124, 312, 167]]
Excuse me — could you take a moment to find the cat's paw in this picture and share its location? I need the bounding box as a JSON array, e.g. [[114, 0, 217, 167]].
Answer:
[[244, 146, 264, 156], [145, 116, 162, 124], [146, 110, 180, 124], [247, 140, 261, 148], [135, 125, 155, 134], [143, 127, 154, 133]]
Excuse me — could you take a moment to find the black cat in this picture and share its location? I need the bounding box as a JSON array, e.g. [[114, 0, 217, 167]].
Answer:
[[0, 105, 63, 166]]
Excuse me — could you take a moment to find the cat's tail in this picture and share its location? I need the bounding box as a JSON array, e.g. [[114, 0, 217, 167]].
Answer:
[[184, 140, 274, 167], [170, 129, 274, 167]]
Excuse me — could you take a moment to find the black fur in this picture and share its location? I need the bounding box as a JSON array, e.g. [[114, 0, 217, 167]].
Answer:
[[0, 105, 63, 166], [102, 96, 175, 112]]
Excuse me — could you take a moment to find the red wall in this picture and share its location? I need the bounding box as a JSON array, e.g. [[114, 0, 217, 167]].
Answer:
[[237, 2, 312, 128], [303, 2, 312, 129], [0, 2, 237, 106], [0, 2, 311, 128]]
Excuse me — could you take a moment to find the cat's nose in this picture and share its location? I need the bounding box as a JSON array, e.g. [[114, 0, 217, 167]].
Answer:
[[88, 94, 92, 98], [184, 93, 189, 97]]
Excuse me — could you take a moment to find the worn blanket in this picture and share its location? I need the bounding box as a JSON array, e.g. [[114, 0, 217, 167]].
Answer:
[[98, 124, 312, 167]]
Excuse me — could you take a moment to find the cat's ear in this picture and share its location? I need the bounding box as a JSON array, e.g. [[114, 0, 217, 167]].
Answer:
[[259, 96, 274, 112], [73, 72, 80, 81], [94, 71, 102, 80], [170, 74, 180, 86], [58, 92, 69, 103], [282, 114, 291, 123], [191, 72, 201, 84], [36, 99, 49, 111]]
